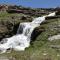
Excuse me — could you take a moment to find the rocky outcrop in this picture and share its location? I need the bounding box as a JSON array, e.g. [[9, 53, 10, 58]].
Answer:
[[0, 4, 60, 16], [0, 5, 60, 41], [31, 26, 45, 41], [0, 20, 14, 40]]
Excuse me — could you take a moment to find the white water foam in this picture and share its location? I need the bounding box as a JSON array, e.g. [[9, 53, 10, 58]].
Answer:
[[0, 12, 56, 53]]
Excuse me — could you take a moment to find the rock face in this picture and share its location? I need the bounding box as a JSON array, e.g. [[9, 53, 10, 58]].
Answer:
[[31, 26, 45, 41], [0, 20, 14, 40]]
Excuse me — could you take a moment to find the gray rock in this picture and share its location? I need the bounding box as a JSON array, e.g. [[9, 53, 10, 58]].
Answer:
[[48, 34, 60, 41]]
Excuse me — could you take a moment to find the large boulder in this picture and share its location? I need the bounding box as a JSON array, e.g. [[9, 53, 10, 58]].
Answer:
[[31, 26, 45, 41]]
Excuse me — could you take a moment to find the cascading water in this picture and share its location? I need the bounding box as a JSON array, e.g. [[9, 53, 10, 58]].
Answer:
[[0, 12, 56, 53]]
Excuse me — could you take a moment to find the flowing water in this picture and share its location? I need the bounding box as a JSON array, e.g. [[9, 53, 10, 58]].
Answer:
[[0, 12, 56, 53]]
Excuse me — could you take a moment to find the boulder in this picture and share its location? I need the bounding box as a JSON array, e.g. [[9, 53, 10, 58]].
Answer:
[[31, 26, 45, 41], [48, 35, 60, 41]]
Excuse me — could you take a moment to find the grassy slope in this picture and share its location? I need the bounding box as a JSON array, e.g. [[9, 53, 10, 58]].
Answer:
[[0, 12, 60, 60]]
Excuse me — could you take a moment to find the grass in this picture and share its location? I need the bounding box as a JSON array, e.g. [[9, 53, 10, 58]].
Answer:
[[0, 12, 60, 60]]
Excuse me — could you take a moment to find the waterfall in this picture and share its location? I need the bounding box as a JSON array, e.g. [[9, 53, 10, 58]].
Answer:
[[0, 12, 56, 53]]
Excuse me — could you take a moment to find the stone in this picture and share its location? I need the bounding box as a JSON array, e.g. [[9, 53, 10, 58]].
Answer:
[[48, 35, 60, 41]]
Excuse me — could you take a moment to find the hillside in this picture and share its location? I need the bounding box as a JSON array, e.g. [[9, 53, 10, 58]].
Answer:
[[0, 5, 60, 60]]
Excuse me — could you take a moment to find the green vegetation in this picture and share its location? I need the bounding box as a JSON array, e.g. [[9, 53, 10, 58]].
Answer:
[[0, 12, 60, 60]]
